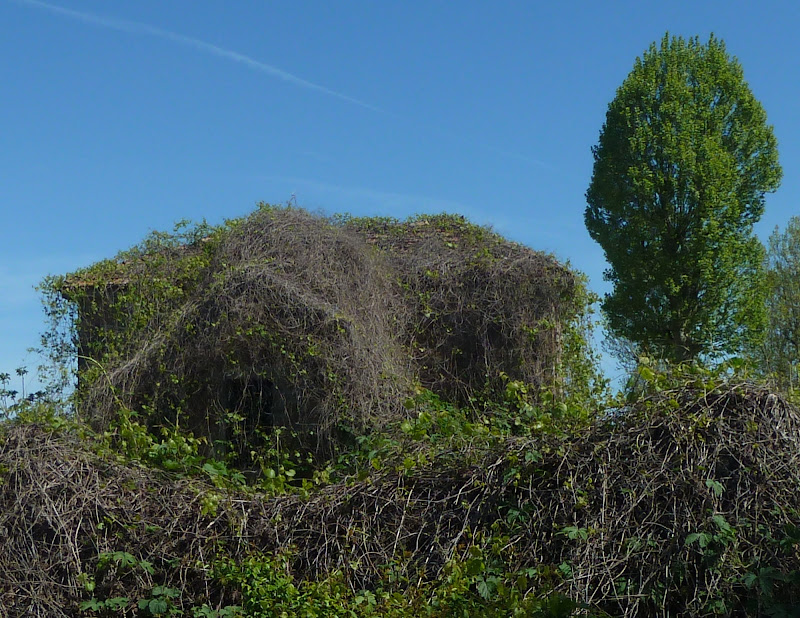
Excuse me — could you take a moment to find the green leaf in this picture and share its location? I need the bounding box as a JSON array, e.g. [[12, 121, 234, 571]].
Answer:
[[524, 449, 542, 463], [685, 533, 702, 547], [80, 599, 102, 611], [638, 367, 656, 383], [705, 478, 724, 498], [105, 598, 129, 611], [148, 598, 169, 615], [559, 525, 588, 541], [711, 514, 731, 533]]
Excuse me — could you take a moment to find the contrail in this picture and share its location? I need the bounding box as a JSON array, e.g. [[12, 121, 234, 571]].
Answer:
[[11, 1, 556, 170], [12, 0, 382, 112]]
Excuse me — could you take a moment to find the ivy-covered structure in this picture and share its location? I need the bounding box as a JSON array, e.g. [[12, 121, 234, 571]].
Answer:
[[53, 205, 591, 453]]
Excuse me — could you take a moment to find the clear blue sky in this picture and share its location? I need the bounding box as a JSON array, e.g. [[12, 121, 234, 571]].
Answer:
[[2, 0, 799, 395]]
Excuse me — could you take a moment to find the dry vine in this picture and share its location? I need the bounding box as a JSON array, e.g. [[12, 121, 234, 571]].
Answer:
[[1, 381, 799, 615], [60, 206, 577, 455]]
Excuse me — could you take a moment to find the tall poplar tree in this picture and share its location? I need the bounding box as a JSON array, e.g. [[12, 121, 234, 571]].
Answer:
[[586, 34, 781, 362]]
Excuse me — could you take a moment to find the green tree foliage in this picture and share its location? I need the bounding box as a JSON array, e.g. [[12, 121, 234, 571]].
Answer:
[[585, 34, 781, 362], [752, 217, 800, 391]]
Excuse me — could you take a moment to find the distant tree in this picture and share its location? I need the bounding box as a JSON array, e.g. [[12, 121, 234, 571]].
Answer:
[[751, 218, 800, 391], [602, 329, 643, 376], [585, 34, 781, 363]]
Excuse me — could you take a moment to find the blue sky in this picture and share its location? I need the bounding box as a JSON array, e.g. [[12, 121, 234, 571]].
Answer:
[[2, 0, 800, 395]]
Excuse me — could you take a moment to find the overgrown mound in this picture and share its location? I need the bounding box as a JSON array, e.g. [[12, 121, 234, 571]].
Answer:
[[343, 214, 575, 401], [54, 206, 581, 454], [521, 379, 800, 615], [229, 378, 800, 615], [2, 378, 799, 616]]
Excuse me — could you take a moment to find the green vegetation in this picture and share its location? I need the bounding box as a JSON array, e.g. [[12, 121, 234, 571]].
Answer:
[[586, 33, 781, 363], [750, 216, 800, 392], [2, 360, 800, 616]]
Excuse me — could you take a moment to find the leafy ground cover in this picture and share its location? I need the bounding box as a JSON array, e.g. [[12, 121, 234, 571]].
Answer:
[[1, 366, 799, 616]]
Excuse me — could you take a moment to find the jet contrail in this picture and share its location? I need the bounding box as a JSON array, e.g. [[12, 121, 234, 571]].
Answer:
[[13, 0, 382, 112]]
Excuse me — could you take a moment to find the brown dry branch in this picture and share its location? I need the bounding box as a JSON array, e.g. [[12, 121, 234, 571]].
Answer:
[[1, 381, 799, 615]]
